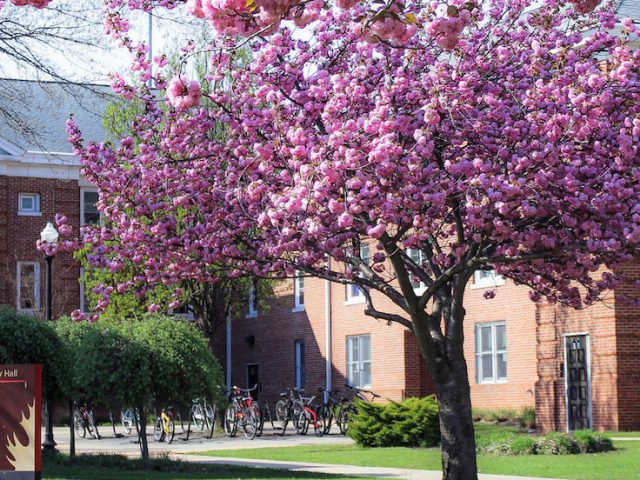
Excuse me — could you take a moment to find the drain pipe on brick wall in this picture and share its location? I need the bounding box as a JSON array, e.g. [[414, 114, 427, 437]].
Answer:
[[324, 256, 332, 404], [226, 310, 232, 389]]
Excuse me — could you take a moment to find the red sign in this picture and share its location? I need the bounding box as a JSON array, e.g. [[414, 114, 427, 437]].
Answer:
[[0, 364, 42, 479]]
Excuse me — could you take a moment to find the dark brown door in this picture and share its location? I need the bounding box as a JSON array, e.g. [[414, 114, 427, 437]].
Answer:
[[565, 335, 590, 431], [247, 364, 259, 400]]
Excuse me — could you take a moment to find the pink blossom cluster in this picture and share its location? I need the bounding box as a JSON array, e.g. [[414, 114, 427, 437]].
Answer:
[[166, 77, 203, 110], [569, 0, 601, 14], [9, 0, 51, 7], [425, 8, 471, 49]]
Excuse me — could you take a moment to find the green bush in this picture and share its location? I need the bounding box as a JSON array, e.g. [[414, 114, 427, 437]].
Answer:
[[348, 395, 440, 448], [518, 406, 536, 430], [478, 429, 614, 456], [572, 430, 614, 453], [0, 307, 70, 401]]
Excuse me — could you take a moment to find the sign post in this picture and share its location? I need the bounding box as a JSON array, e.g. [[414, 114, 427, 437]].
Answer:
[[0, 364, 42, 480]]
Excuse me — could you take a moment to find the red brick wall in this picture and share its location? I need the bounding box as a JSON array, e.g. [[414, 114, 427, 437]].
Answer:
[[536, 301, 619, 432], [613, 263, 640, 431], [0, 176, 81, 318]]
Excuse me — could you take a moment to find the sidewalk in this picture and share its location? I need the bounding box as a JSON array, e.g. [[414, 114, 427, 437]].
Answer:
[[176, 454, 567, 480]]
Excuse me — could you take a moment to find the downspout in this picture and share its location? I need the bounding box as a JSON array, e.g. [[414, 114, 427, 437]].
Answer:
[[226, 310, 232, 389], [325, 256, 332, 403]]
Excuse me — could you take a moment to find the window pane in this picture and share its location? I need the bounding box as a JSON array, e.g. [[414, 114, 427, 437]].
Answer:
[[83, 191, 100, 225], [360, 362, 371, 387], [496, 324, 506, 351], [497, 353, 507, 379], [351, 337, 359, 362], [21, 196, 34, 210], [480, 326, 493, 353], [360, 335, 371, 362], [19, 264, 36, 309], [360, 245, 370, 264], [481, 355, 494, 381]]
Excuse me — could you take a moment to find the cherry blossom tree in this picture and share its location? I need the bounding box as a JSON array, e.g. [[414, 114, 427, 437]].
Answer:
[[25, 0, 640, 477]]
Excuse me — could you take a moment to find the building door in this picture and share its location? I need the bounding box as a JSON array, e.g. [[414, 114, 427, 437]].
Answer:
[[565, 335, 591, 431], [247, 364, 259, 400]]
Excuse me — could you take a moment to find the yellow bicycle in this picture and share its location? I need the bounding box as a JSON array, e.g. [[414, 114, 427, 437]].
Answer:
[[153, 406, 176, 443]]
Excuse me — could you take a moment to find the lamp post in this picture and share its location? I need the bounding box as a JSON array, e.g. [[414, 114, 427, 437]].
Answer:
[[40, 221, 58, 453]]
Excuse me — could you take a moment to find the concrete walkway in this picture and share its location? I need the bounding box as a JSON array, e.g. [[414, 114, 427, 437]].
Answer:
[[176, 454, 566, 480]]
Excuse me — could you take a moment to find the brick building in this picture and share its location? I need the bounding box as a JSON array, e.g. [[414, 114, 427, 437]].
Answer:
[[0, 79, 110, 319]]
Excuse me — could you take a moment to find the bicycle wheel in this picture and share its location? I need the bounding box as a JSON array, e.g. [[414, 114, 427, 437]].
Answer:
[[87, 410, 98, 439], [165, 418, 175, 444], [293, 402, 307, 435], [153, 417, 164, 442], [275, 399, 288, 431], [252, 402, 263, 437], [224, 405, 237, 437], [205, 403, 216, 435], [192, 403, 205, 431], [338, 406, 352, 435], [121, 409, 134, 435], [243, 405, 259, 440], [73, 410, 86, 438], [313, 414, 325, 437], [318, 404, 332, 435]]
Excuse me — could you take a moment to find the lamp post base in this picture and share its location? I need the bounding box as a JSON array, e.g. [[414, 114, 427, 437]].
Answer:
[[42, 401, 57, 453]]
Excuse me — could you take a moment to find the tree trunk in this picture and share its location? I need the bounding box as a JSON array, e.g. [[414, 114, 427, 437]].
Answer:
[[137, 405, 149, 465], [433, 360, 478, 480]]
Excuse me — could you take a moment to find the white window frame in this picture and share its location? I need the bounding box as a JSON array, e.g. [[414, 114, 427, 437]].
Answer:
[[17, 261, 41, 313], [80, 188, 101, 225], [292, 271, 305, 312], [346, 334, 372, 389], [294, 340, 305, 390], [246, 281, 258, 318], [406, 248, 427, 293], [17, 193, 41, 216], [345, 245, 370, 305], [475, 321, 507, 384], [472, 269, 505, 289]]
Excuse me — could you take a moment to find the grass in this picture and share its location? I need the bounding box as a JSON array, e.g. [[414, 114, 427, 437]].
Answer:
[[196, 440, 640, 480], [605, 431, 640, 438], [41, 453, 378, 480]]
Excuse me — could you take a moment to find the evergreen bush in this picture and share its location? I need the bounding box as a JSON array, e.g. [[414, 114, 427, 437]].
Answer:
[[348, 395, 440, 448]]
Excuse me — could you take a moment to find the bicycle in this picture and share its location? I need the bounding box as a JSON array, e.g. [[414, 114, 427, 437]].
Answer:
[[298, 395, 325, 437], [153, 406, 177, 443], [120, 407, 139, 436], [224, 385, 261, 440], [191, 398, 216, 438], [317, 388, 346, 435], [274, 388, 306, 435], [338, 384, 380, 435], [73, 402, 100, 439]]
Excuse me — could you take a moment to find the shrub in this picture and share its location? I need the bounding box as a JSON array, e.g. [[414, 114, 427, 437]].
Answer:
[[572, 430, 614, 453], [477, 429, 613, 456], [348, 395, 440, 448], [518, 406, 536, 430]]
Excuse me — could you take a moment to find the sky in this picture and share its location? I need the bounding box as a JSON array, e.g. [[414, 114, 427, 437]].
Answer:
[[0, 1, 206, 84]]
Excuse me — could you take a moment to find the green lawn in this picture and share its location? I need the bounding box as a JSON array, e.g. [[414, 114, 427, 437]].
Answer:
[[606, 431, 640, 438], [196, 441, 640, 480], [41, 454, 376, 480]]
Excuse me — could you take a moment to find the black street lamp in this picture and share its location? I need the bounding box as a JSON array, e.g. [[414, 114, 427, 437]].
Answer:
[[40, 221, 59, 453]]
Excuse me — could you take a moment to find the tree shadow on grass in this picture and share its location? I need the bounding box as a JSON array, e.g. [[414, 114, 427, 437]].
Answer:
[[43, 454, 371, 480]]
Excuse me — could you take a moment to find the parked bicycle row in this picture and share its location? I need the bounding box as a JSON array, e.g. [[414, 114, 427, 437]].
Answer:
[[72, 384, 380, 443]]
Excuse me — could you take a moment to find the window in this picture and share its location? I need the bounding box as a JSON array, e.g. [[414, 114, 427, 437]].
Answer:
[[346, 334, 371, 388], [293, 271, 304, 312], [247, 281, 257, 318], [346, 245, 370, 303], [406, 248, 426, 290], [17, 262, 40, 312], [81, 189, 100, 225], [475, 322, 507, 383], [18, 193, 41, 216], [294, 340, 305, 390], [473, 269, 505, 288]]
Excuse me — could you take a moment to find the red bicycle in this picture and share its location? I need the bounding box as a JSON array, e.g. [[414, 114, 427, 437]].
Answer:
[[297, 395, 325, 437]]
